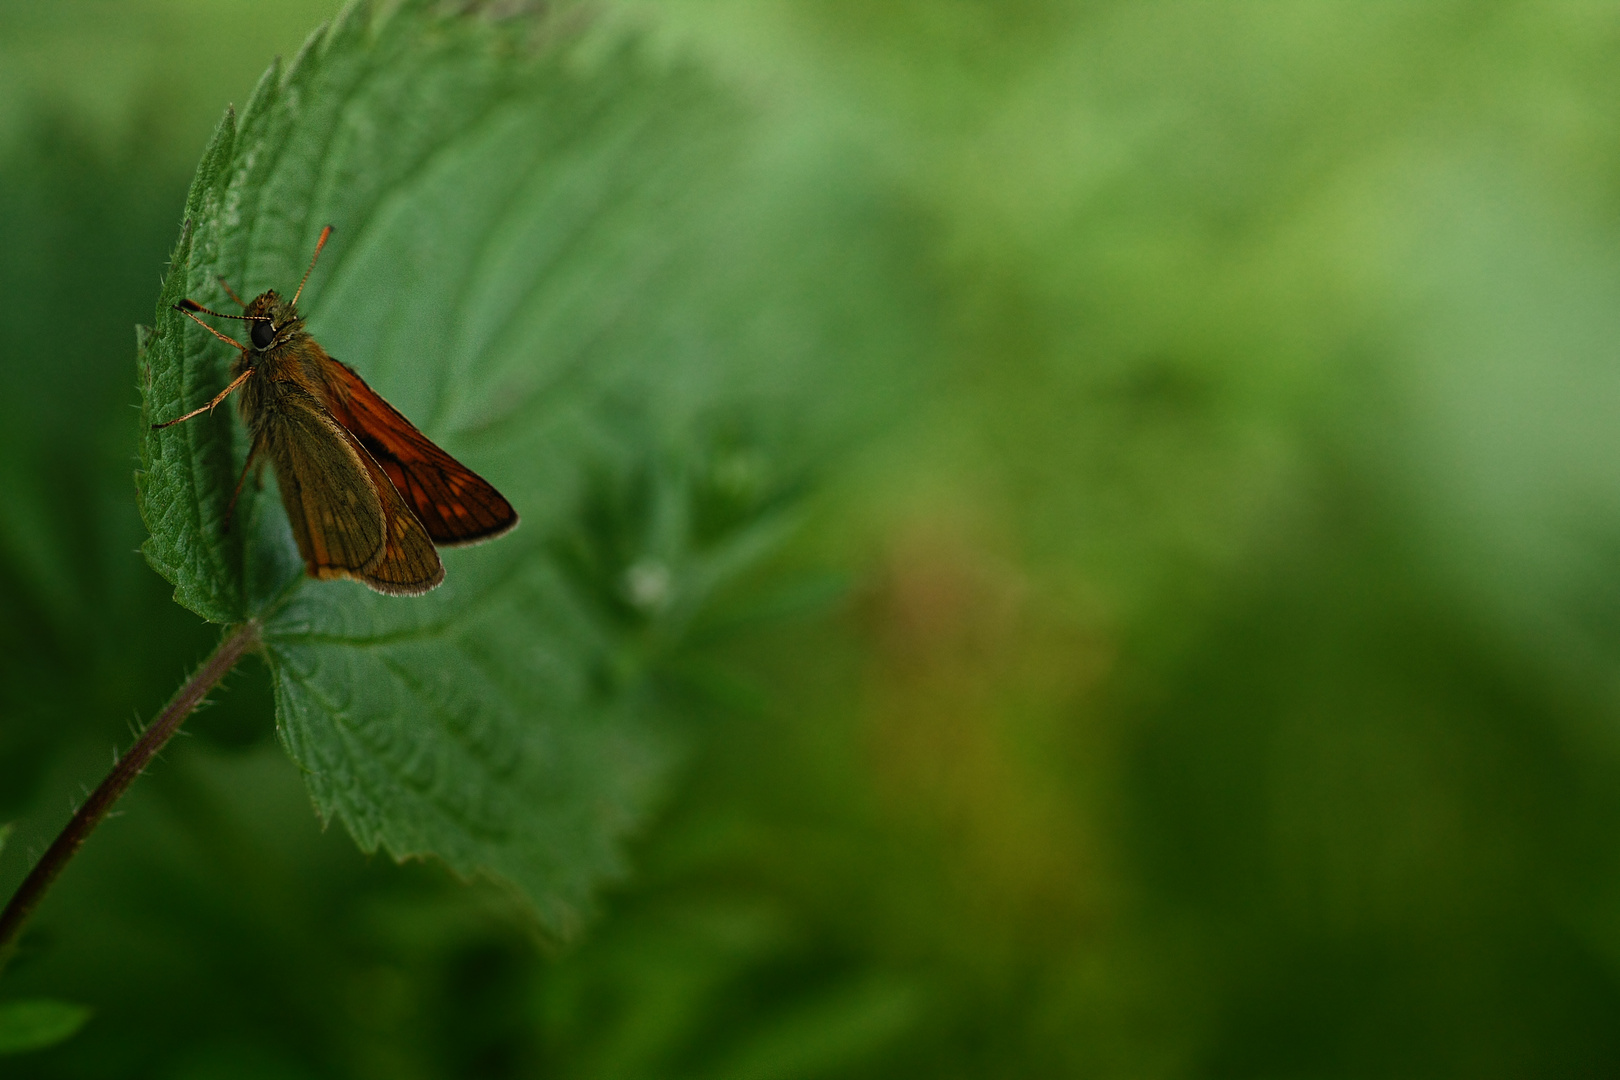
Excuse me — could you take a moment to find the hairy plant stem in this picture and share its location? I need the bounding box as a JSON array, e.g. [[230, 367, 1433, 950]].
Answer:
[[0, 620, 261, 975]]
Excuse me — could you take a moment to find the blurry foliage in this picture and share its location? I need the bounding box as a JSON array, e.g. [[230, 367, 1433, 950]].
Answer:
[[6, 0, 1620, 1077], [0, 997, 92, 1056]]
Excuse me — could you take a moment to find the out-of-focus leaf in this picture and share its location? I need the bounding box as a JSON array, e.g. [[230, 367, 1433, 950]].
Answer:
[[0, 998, 91, 1055]]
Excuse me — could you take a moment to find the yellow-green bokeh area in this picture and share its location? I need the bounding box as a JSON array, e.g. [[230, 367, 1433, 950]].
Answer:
[[7, 0, 1620, 1075]]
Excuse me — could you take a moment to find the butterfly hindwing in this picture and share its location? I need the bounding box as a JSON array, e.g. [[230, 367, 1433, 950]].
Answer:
[[347, 434, 446, 595], [265, 390, 388, 580]]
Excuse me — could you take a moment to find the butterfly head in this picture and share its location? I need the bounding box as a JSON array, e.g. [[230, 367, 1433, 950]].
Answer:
[[242, 290, 302, 352]]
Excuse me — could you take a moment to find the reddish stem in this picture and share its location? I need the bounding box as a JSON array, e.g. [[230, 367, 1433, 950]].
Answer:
[[0, 621, 261, 973]]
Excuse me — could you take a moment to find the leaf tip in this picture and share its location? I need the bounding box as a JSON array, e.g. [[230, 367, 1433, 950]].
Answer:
[[240, 55, 282, 123]]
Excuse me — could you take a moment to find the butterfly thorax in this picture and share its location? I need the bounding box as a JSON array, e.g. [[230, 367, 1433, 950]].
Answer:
[[235, 291, 334, 430]]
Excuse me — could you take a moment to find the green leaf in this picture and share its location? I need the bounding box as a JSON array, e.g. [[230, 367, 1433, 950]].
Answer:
[[0, 998, 92, 1055], [133, 1, 908, 933]]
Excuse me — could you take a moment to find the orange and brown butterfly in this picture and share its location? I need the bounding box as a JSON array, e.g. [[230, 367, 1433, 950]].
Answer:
[[152, 226, 518, 595]]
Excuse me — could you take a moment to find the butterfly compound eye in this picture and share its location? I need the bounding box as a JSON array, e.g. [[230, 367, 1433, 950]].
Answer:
[[251, 320, 276, 349]]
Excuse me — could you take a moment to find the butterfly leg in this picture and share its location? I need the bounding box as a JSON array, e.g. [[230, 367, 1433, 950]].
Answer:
[[217, 275, 247, 308], [223, 431, 265, 535], [152, 367, 254, 430]]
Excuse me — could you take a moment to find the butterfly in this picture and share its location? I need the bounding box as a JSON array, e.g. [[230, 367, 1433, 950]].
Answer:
[[153, 226, 518, 595]]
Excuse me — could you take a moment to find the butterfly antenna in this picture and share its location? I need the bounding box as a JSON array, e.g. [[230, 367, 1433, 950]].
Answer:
[[291, 225, 334, 307], [176, 299, 268, 324]]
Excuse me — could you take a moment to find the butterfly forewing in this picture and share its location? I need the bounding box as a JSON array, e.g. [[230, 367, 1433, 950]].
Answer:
[[316, 358, 519, 545]]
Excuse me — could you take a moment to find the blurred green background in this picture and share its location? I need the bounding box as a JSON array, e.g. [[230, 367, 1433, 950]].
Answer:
[[9, 0, 1620, 1075]]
